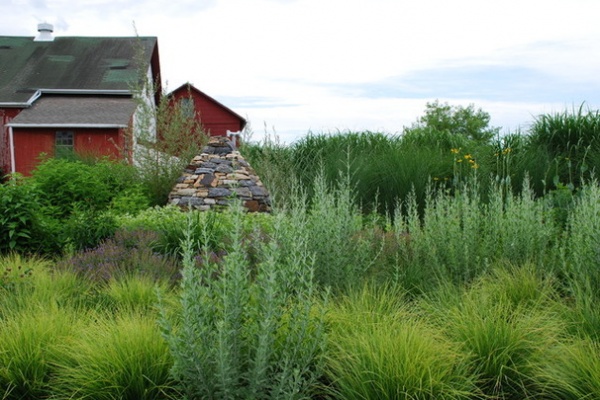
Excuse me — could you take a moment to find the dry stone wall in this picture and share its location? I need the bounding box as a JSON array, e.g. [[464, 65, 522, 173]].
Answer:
[[168, 136, 271, 212]]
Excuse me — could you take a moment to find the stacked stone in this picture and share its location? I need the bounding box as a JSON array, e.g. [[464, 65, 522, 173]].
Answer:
[[168, 136, 271, 212]]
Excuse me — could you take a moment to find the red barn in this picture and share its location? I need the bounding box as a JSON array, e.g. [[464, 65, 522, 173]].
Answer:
[[0, 24, 161, 176], [169, 83, 246, 138]]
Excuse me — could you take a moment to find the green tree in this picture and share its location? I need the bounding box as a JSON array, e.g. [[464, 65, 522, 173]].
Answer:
[[406, 100, 500, 145]]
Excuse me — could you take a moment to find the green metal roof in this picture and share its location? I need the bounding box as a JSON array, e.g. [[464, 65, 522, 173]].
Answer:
[[0, 36, 157, 105]]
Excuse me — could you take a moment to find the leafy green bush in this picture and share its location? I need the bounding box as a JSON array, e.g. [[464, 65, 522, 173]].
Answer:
[[32, 158, 112, 217], [0, 176, 41, 254], [63, 207, 119, 251], [31, 157, 145, 218]]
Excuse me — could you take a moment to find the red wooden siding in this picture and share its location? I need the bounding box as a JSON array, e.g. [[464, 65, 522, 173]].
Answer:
[[12, 129, 54, 175], [192, 91, 243, 136], [12, 128, 122, 175]]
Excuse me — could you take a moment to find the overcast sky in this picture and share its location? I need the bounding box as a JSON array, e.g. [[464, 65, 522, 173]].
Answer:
[[3, 0, 600, 143]]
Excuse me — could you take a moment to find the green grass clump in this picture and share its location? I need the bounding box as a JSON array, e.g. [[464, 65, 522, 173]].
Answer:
[[535, 338, 600, 399], [421, 265, 564, 399], [0, 253, 93, 315], [0, 305, 83, 399], [51, 312, 176, 400], [325, 283, 476, 399], [101, 274, 172, 314]]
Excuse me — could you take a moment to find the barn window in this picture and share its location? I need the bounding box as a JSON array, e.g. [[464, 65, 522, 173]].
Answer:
[[179, 97, 195, 119], [55, 130, 74, 157]]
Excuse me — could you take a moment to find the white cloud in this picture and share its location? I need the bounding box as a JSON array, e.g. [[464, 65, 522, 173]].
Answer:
[[2, 0, 600, 143]]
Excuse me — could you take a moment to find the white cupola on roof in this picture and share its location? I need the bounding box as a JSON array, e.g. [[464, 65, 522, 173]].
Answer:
[[34, 23, 54, 41]]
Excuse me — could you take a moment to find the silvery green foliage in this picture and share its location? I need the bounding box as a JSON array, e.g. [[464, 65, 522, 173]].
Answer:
[[159, 200, 326, 400]]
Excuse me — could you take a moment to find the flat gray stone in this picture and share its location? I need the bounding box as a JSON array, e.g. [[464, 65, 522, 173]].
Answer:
[[208, 188, 232, 198], [233, 187, 252, 198], [216, 164, 234, 173], [250, 186, 268, 197]]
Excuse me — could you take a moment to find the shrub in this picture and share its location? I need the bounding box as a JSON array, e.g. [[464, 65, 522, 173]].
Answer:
[[62, 207, 119, 251], [0, 175, 41, 254], [118, 206, 234, 257], [560, 181, 600, 294], [31, 157, 145, 217], [31, 158, 111, 217], [301, 172, 377, 290], [391, 176, 558, 292], [131, 81, 206, 207], [160, 202, 326, 399], [57, 229, 180, 284]]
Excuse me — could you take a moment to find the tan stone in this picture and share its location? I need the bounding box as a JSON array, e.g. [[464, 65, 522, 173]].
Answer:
[[227, 173, 251, 180], [195, 188, 209, 197]]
